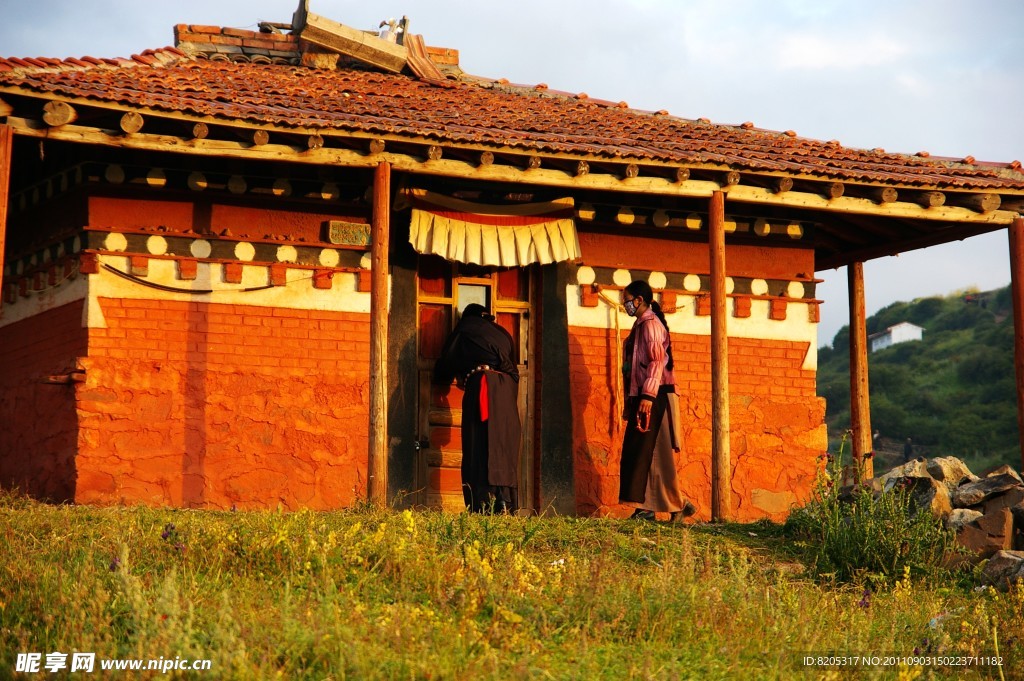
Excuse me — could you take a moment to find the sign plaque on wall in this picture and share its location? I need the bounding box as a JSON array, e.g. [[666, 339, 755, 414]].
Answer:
[[325, 220, 372, 247]]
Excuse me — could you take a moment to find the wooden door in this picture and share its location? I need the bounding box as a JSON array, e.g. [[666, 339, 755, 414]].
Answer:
[[415, 257, 534, 511]]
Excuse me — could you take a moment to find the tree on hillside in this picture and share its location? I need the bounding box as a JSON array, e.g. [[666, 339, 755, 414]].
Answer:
[[817, 285, 1019, 472]]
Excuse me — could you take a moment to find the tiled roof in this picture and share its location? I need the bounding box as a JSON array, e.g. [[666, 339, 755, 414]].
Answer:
[[1, 34, 1022, 192]]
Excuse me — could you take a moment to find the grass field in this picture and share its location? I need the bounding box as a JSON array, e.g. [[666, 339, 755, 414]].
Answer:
[[1, 491, 1020, 680]]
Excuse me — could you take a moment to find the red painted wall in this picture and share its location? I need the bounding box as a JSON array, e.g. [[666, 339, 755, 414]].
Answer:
[[75, 298, 371, 509], [87, 195, 363, 243], [577, 231, 815, 280], [0, 302, 86, 501], [569, 327, 825, 522], [567, 235, 824, 520]]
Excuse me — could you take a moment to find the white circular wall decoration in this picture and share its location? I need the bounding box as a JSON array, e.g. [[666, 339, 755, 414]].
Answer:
[[359, 253, 373, 270], [750, 278, 769, 296], [725, 277, 735, 294], [319, 248, 340, 267], [234, 242, 256, 262], [612, 269, 631, 287], [648, 271, 667, 290], [787, 281, 805, 298], [576, 265, 596, 286], [682, 273, 701, 292], [276, 245, 298, 263], [146, 235, 168, 256], [104, 233, 128, 252], [190, 239, 212, 259]]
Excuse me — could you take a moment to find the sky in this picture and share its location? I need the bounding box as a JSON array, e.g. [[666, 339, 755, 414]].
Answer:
[[2, 0, 1022, 347]]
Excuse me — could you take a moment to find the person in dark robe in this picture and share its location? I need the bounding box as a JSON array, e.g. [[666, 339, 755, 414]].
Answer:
[[619, 280, 696, 523], [433, 303, 521, 513]]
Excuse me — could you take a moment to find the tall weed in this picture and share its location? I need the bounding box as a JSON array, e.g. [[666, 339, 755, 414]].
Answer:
[[785, 433, 956, 584]]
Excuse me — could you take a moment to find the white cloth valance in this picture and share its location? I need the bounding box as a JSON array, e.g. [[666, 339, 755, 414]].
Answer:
[[407, 189, 581, 267]]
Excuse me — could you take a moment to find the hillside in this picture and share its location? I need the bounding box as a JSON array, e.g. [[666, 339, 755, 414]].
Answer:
[[817, 285, 1020, 472]]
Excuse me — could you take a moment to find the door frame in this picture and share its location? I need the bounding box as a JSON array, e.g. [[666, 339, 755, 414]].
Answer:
[[413, 257, 538, 511]]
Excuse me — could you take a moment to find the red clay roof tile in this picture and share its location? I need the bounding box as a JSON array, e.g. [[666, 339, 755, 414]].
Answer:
[[0, 44, 1021, 191]]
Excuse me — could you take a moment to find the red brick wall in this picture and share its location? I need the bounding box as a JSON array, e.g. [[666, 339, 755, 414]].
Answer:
[[0, 302, 87, 501], [569, 326, 824, 521], [76, 298, 371, 509]]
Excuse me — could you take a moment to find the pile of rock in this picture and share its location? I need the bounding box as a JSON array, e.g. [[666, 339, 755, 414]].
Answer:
[[868, 456, 1024, 588]]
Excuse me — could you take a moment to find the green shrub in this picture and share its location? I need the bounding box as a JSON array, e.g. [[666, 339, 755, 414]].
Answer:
[[784, 435, 956, 585]]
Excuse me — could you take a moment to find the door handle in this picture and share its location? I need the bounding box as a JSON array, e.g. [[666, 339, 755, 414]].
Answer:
[[414, 439, 430, 451]]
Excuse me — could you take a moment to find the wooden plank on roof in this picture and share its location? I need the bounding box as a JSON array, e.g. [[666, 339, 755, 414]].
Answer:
[[299, 11, 407, 73]]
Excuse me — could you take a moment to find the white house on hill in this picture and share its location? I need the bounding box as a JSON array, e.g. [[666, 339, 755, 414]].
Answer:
[[869, 322, 924, 352]]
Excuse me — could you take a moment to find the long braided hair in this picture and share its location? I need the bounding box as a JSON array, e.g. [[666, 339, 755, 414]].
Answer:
[[624, 280, 673, 371]]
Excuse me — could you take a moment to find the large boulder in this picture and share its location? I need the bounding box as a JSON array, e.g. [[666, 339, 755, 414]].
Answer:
[[957, 508, 1014, 559], [926, 457, 977, 493], [877, 458, 931, 492], [980, 550, 1024, 590], [984, 464, 1023, 485], [947, 508, 983, 533], [904, 476, 952, 519], [980, 487, 1024, 516], [952, 473, 1023, 508]]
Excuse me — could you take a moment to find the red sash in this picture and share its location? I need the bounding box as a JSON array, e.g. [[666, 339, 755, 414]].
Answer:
[[479, 373, 489, 421]]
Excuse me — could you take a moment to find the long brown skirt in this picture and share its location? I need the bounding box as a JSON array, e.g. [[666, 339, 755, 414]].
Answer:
[[619, 392, 686, 513], [461, 370, 521, 513]]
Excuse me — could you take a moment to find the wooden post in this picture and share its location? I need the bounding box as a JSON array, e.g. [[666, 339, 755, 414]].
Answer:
[[848, 261, 874, 479], [709, 190, 731, 521], [368, 161, 391, 506], [0, 125, 12, 315], [1009, 217, 1024, 474]]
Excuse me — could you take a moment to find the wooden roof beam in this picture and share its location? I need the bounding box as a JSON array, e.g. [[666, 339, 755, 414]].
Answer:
[[1001, 197, 1024, 214], [42, 101, 78, 127], [5, 114, 1020, 227], [726, 184, 1015, 225], [837, 212, 917, 240], [816, 219, 1007, 270], [805, 223, 850, 253], [958, 192, 1001, 213], [814, 218, 873, 247]]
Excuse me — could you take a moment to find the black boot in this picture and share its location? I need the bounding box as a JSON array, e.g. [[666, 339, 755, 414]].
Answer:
[[670, 501, 697, 523], [629, 509, 655, 521]]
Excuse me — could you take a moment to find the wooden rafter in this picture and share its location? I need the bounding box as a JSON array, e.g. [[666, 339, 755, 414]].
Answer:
[[817, 219, 1007, 270], [3, 90, 1022, 204], [837, 212, 919, 241], [815, 218, 874, 247], [8, 113, 1018, 230]]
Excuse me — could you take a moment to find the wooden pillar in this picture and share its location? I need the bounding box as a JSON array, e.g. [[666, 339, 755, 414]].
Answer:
[[368, 162, 391, 506], [847, 261, 874, 478], [0, 125, 11, 315], [709, 190, 731, 521], [1009, 217, 1024, 474]]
